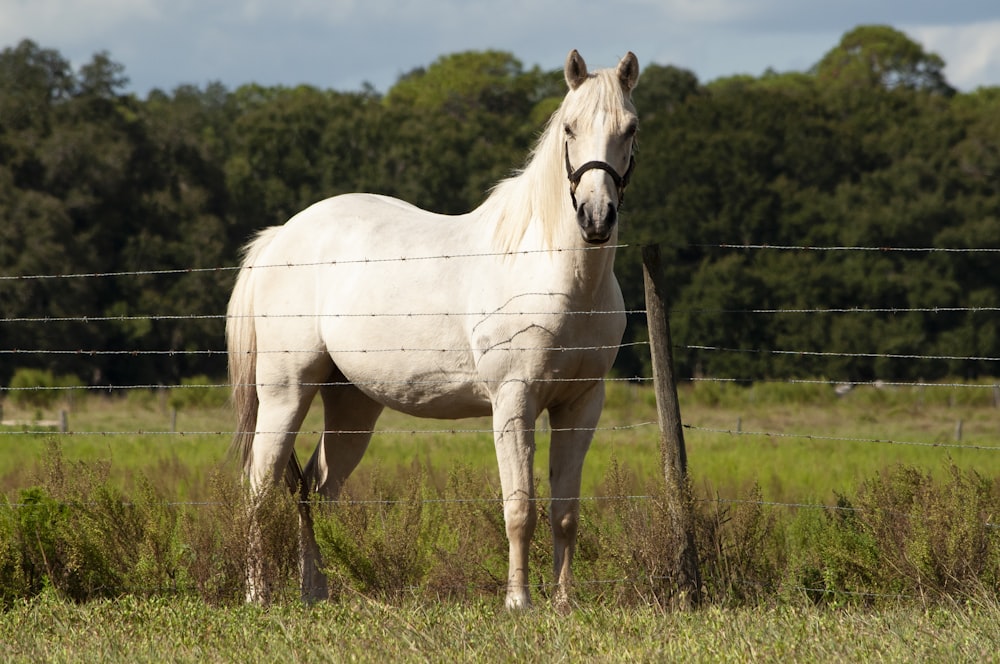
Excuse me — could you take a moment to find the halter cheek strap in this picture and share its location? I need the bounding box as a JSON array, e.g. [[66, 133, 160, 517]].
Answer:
[[564, 142, 636, 210]]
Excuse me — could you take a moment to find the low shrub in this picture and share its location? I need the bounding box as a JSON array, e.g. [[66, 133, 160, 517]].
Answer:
[[167, 375, 229, 411], [315, 463, 508, 601], [785, 463, 1000, 605], [6, 368, 83, 410], [0, 443, 997, 610]]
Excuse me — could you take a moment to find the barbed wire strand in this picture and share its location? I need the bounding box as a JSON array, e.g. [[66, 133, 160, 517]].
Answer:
[[0, 341, 648, 356], [0, 375, 651, 394], [3, 341, 997, 365], [688, 376, 1000, 390], [9, 305, 1000, 326], [678, 306, 1000, 315], [4, 419, 996, 456], [6, 242, 1000, 283], [0, 244, 626, 282], [684, 424, 1000, 452], [0, 309, 646, 324], [684, 344, 1000, 364], [9, 373, 1000, 394], [0, 422, 658, 437], [2, 492, 993, 533], [699, 243, 1000, 253]]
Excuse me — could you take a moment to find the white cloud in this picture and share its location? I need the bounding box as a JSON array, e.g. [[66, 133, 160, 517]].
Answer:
[[907, 20, 1000, 90], [653, 0, 769, 23], [0, 0, 159, 45]]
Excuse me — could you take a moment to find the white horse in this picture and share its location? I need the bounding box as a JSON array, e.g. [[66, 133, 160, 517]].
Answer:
[[227, 49, 639, 609]]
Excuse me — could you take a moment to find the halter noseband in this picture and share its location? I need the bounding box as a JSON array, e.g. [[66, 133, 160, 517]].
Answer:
[[564, 142, 636, 210]]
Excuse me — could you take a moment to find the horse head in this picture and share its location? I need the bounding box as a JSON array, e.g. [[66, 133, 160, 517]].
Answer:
[[561, 50, 640, 245]]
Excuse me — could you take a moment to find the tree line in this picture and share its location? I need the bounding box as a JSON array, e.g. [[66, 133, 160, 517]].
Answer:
[[2, 26, 999, 388]]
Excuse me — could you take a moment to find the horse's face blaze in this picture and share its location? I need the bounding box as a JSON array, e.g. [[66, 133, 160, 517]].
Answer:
[[561, 52, 639, 245]]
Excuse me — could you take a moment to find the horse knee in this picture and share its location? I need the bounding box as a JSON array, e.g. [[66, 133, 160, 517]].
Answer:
[[504, 497, 537, 540], [553, 508, 579, 541]]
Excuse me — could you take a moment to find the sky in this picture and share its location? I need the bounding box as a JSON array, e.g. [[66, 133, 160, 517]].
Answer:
[[1, 1, 999, 96]]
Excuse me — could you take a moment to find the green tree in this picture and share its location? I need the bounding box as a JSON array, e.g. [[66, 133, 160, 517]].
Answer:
[[813, 25, 955, 96]]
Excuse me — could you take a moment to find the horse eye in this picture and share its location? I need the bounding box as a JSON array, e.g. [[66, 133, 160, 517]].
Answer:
[[564, 123, 575, 139], [624, 122, 638, 139]]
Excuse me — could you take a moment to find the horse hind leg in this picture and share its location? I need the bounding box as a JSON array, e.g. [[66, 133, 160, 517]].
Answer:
[[299, 377, 384, 601], [246, 351, 330, 603]]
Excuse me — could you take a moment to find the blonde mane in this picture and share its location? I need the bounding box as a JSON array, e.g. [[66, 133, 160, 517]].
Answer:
[[480, 68, 636, 254]]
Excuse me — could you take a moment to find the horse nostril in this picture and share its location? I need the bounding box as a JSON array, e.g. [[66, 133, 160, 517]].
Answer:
[[606, 202, 617, 227]]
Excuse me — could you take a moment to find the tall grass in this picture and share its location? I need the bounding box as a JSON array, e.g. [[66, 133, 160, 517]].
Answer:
[[1, 381, 999, 610], [1, 443, 997, 610]]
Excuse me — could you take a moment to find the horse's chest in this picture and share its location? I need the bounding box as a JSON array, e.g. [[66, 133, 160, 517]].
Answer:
[[470, 309, 623, 382]]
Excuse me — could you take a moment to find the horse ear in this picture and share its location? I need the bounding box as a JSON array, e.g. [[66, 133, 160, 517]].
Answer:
[[565, 49, 589, 90], [617, 52, 640, 93]]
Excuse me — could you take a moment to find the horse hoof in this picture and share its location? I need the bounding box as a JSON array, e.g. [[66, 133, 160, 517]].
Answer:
[[504, 594, 532, 611], [553, 591, 574, 616]]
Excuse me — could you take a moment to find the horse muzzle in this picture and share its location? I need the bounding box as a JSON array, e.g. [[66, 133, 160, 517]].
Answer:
[[577, 201, 618, 245]]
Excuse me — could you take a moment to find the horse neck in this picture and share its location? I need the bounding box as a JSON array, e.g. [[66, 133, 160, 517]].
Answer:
[[475, 145, 617, 304], [528, 142, 619, 301], [556, 235, 620, 305], [515, 203, 619, 306]]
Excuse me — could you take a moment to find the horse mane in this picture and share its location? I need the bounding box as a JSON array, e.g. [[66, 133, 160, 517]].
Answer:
[[480, 68, 635, 255]]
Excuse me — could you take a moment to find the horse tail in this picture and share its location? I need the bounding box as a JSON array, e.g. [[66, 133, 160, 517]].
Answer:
[[227, 227, 282, 474]]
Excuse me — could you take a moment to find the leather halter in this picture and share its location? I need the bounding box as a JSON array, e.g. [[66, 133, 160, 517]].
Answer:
[[564, 142, 636, 210]]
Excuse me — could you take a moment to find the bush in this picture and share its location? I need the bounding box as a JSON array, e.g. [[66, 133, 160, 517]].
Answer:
[[0, 443, 997, 610], [167, 375, 229, 411], [315, 463, 508, 601], [3, 444, 198, 602], [6, 368, 83, 410], [785, 464, 1000, 605], [854, 464, 999, 596], [0, 496, 31, 608]]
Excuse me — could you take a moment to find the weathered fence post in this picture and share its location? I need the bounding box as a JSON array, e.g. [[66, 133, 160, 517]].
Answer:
[[641, 243, 701, 608]]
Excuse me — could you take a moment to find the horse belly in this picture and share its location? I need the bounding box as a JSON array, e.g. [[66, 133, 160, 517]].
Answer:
[[325, 320, 492, 420]]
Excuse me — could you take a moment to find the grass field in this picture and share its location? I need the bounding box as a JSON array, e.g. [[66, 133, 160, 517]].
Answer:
[[3, 379, 999, 503], [2, 592, 999, 662], [2, 380, 1000, 660]]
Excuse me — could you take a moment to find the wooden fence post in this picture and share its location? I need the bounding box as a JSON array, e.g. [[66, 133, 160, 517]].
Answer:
[[641, 243, 701, 608]]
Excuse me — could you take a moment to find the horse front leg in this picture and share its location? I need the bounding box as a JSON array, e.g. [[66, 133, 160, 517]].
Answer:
[[492, 381, 539, 609], [547, 381, 604, 612]]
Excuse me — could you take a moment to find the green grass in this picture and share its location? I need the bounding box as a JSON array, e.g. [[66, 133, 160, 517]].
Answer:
[[2, 592, 998, 662], [681, 379, 1000, 503], [5, 379, 998, 505], [2, 380, 1000, 658]]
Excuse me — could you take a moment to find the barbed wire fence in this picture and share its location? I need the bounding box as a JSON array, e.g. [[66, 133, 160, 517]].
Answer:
[[2, 241, 1000, 602], [4, 241, 1000, 490]]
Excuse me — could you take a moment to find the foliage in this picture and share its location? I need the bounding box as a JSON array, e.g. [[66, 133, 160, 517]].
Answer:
[[5, 368, 82, 410], [786, 464, 1000, 604], [812, 25, 954, 95], [1, 27, 1000, 390], [166, 374, 229, 411], [315, 463, 508, 600], [2, 444, 191, 601], [1, 437, 997, 610]]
